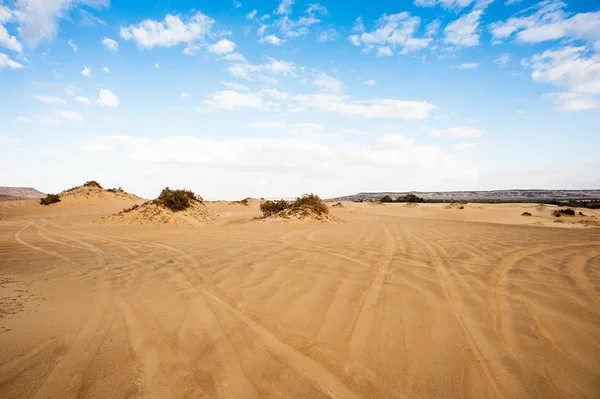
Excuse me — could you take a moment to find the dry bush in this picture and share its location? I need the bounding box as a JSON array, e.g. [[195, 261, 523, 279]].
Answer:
[[84, 181, 103, 189], [157, 187, 200, 212], [292, 193, 329, 215], [40, 194, 61, 205], [260, 200, 289, 216], [553, 208, 575, 217], [521, 212, 532, 216]]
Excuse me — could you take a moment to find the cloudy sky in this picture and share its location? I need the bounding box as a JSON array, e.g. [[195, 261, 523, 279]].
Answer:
[[0, 0, 598, 199]]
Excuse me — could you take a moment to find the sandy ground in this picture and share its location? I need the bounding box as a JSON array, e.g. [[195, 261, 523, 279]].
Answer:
[[0, 199, 599, 398]]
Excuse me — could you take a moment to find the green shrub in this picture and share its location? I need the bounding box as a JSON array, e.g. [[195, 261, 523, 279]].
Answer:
[[157, 187, 199, 212], [260, 199, 289, 216], [40, 194, 61, 205], [396, 194, 424, 203], [292, 193, 329, 215], [381, 195, 394, 203]]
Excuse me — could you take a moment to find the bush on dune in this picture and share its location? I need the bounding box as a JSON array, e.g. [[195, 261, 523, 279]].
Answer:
[[40, 194, 61, 205], [259, 193, 329, 217], [84, 180, 103, 189], [553, 208, 575, 217], [157, 187, 201, 212], [260, 199, 290, 216]]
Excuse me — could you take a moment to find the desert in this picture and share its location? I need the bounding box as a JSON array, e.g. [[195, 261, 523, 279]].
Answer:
[[0, 183, 599, 398]]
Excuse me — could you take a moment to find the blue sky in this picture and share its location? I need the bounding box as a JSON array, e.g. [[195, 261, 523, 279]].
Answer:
[[0, 0, 599, 199]]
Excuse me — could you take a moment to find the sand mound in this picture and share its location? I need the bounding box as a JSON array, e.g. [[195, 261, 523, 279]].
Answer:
[[103, 200, 219, 226], [368, 200, 385, 206], [61, 181, 141, 202], [445, 202, 467, 210], [331, 202, 344, 208], [262, 204, 343, 223], [403, 203, 419, 208]]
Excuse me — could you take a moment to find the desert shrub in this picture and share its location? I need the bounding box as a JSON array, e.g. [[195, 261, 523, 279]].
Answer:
[[40, 194, 61, 205], [521, 212, 532, 216], [157, 187, 198, 212], [381, 195, 394, 203], [260, 199, 289, 216], [292, 193, 329, 215], [578, 211, 585, 216], [396, 194, 425, 203], [553, 208, 575, 217], [107, 187, 124, 193], [120, 204, 140, 214], [84, 181, 103, 189]]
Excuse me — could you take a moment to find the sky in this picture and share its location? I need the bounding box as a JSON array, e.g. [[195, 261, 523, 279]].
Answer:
[[0, 0, 599, 200]]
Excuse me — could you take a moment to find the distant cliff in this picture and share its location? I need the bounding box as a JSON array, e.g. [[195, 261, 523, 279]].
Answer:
[[328, 190, 600, 202], [0, 187, 46, 201]]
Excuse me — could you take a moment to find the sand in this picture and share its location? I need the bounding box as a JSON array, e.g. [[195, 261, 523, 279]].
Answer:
[[1, 199, 599, 398]]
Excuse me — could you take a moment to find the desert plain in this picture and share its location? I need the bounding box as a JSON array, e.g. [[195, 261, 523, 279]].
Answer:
[[0, 188, 599, 399]]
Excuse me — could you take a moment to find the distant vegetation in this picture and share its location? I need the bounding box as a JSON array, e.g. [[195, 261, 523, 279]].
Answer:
[[260, 194, 329, 217], [381, 194, 425, 203], [157, 187, 201, 212], [40, 194, 61, 205], [553, 208, 575, 217], [107, 187, 125, 193]]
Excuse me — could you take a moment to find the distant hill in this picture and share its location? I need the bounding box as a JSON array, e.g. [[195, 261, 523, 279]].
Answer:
[[0, 187, 45, 201], [328, 190, 600, 202]]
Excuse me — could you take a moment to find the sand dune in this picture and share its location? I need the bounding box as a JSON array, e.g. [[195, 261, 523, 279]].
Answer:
[[0, 199, 599, 398]]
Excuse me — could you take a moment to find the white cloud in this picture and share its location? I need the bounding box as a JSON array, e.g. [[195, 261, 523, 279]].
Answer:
[[444, 10, 483, 47], [431, 126, 485, 138], [102, 66, 110, 73], [312, 72, 343, 94], [77, 96, 91, 104], [276, 0, 295, 15], [208, 39, 236, 54], [493, 53, 510, 66], [453, 142, 477, 152], [67, 39, 77, 53], [457, 62, 479, 69], [233, 1, 242, 9], [258, 34, 282, 45], [155, 63, 159, 68], [12, 0, 109, 47], [425, 20, 440, 37], [79, 9, 106, 27], [0, 5, 14, 24], [344, 134, 457, 170], [377, 46, 393, 57], [81, 65, 92, 77], [275, 4, 328, 39], [180, 92, 189, 98], [490, 1, 600, 45], [246, 9, 258, 20], [120, 12, 214, 50], [102, 37, 118, 52], [227, 56, 296, 80], [364, 80, 376, 86], [96, 89, 119, 107], [83, 134, 334, 173], [203, 90, 277, 110], [222, 53, 247, 62], [248, 121, 325, 135], [527, 45, 600, 111], [223, 81, 249, 91], [0, 52, 23, 69], [293, 93, 436, 119], [0, 25, 22, 53], [349, 12, 432, 55], [57, 110, 83, 120], [318, 28, 339, 42], [35, 95, 66, 104]]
